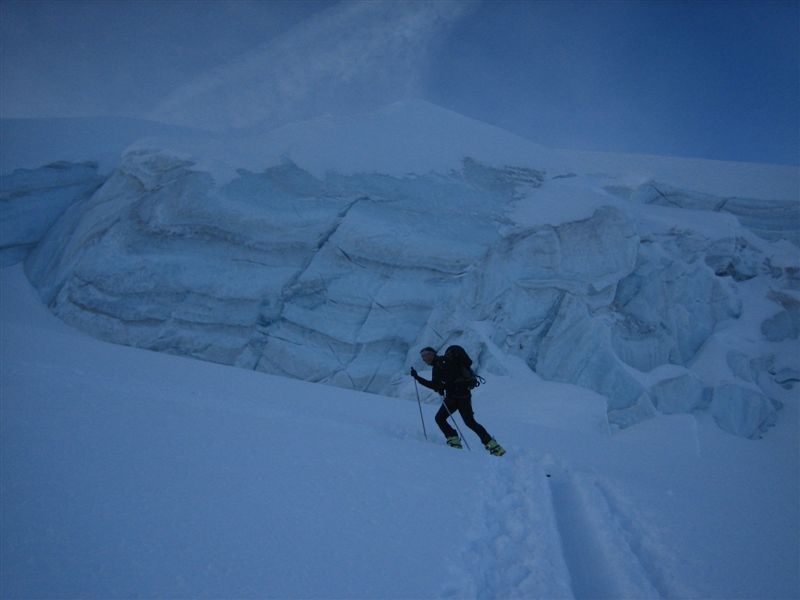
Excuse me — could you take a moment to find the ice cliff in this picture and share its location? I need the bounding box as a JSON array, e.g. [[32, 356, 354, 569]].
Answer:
[[3, 100, 798, 437]]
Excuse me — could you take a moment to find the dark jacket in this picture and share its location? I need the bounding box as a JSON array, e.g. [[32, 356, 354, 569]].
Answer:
[[439, 358, 473, 398], [413, 357, 446, 395], [414, 357, 472, 398]]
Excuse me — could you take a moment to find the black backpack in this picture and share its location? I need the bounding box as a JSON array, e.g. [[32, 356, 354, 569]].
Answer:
[[444, 345, 485, 390]]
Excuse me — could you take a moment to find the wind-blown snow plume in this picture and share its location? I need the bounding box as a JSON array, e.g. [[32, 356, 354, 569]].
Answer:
[[150, 0, 472, 131]]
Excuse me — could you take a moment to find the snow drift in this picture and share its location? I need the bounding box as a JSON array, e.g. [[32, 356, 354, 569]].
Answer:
[[2, 100, 798, 437]]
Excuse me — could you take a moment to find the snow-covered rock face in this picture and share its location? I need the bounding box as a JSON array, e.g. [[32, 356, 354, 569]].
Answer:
[[16, 102, 800, 437]]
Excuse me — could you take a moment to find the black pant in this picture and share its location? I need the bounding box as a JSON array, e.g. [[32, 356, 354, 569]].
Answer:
[[435, 394, 492, 445]]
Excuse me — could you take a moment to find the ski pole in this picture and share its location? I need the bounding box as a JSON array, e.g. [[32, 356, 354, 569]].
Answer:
[[413, 379, 428, 440], [440, 394, 471, 451]]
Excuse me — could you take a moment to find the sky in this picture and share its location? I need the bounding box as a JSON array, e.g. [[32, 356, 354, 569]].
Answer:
[[1, 0, 798, 165]]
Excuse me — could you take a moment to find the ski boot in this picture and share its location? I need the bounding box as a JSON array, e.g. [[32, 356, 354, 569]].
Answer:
[[485, 438, 506, 456], [446, 436, 463, 449]]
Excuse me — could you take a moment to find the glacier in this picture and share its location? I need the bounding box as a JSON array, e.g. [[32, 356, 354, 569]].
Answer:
[[2, 100, 798, 438], [0, 161, 104, 266]]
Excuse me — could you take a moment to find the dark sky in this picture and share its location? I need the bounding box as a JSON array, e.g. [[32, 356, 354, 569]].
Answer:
[[2, 0, 798, 165]]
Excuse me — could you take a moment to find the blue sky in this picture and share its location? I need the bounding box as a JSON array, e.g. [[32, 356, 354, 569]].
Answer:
[[1, 0, 798, 165], [429, 0, 800, 165]]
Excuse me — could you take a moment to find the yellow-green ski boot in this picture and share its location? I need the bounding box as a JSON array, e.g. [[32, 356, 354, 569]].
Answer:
[[446, 436, 463, 449], [485, 438, 506, 456]]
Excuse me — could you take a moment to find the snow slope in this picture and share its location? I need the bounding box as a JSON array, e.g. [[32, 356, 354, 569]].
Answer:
[[1, 263, 798, 598]]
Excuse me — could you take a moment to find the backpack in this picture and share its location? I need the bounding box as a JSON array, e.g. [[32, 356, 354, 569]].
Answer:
[[444, 345, 486, 390]]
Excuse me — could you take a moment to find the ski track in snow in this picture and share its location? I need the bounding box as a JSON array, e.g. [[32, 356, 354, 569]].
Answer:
[[441, 451, 572, 600], [441, 451, 694, 600]]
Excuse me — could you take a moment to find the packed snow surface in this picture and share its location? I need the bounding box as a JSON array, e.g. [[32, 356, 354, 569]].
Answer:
[[1, 264, 798, 598]]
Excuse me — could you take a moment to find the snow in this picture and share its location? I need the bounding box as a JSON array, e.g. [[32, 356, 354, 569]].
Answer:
[[0, 161, 103, 266], [3, 100, 798, 437], [2, 263, 797, 598], [1, 98, 799, 597], [127, 99, 565, 184]]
